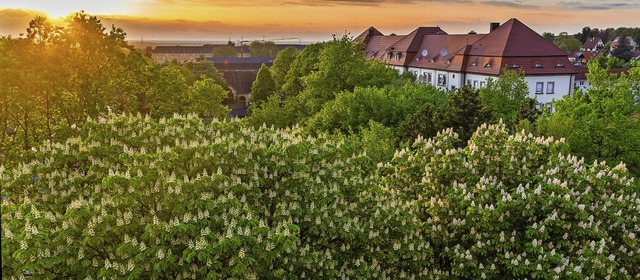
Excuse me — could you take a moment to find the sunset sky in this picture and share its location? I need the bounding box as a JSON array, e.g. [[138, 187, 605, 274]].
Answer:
[[1, 0, 639, 42]]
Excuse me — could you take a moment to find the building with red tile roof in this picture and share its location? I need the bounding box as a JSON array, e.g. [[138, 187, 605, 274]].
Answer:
[[357, 18, 578, 110], [581, 37, 605, 52]]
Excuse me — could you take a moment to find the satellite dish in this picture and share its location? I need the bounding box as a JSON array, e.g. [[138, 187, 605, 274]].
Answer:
[[421, 49, 428, 57], [440, 48, 448, 57]]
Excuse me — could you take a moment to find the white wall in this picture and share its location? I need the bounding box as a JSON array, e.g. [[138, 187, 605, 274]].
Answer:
[[465, 73, 494, 90], [574, 78, 591, 93], [407, 65, 574, 111], [524, 75, 573, 109]]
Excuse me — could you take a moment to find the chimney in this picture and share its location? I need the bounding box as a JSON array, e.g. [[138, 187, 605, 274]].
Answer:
[[490, 22, 500, 32]]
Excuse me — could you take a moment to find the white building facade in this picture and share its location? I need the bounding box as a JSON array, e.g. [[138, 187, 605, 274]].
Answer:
[[357, 19, 577, 110]]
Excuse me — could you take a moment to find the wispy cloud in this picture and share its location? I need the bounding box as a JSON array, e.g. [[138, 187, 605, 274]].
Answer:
[[556, 1, 639, 10], [481, 1, 539, 9]]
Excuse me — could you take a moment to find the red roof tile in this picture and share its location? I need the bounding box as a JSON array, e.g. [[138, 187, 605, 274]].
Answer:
[[354, 26, 384, 45], [363, 35, 403, 60], [467, 18, 567, 57], [407, 34, 485, 71], [582, 37, 602, 50], [360, 18, 577, 76], [384, 27, 447, 67]]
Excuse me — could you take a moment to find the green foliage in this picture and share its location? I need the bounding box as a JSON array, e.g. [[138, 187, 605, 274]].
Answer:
[[211, 45, 237, 58], [0, 12, 231, 167], [189, 77, 232, 118], [298, 36, 396, 115], [381, 122, 640, 279], [249, 41, 277, 57], [611, 35, 634, 62], [479, 69, 535, 127], [249, 64, 276, 108], [442, 86, 491, 144], [182, 60, 234, 104], [542, 32, 555, 42], [536, 61, 640, 177], [306, 83, 447, 135], [553, 35, 582, 53], [243, 95, 304, 129], [590, 56, 628, 69], [247, 39, 400, 129], [359, 120, 397, 164], [1, 114, 428, 278], [397, 103, 440, 144], [270, 46, 299, 90], [281, 43, 323, 98]]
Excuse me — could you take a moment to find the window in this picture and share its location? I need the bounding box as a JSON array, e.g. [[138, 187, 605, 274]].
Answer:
[[473, 80, 478, 88], [427, 73, 432, 84], [545, 103, 553, 111], [470, 62, 477, 67], [395, 52, 402, 61], [554, 63, 565, 68], [579, 81, 584, 86], [480, 81, 486, 87], [509, 64, 520, 69], [467, 79, 472, 85], [387, 52, 393, 60], [437, 74, 447, 86], [484, 63, 491, 68], [546, 82, 555, 94], [533, 63, 543, 68], [536, 82, 544, 94]]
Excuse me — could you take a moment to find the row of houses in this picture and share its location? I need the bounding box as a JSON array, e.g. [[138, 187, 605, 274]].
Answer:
[[152, 44, 305, 63], [357, 18, 579, 110], [581, 36, 638, 52]]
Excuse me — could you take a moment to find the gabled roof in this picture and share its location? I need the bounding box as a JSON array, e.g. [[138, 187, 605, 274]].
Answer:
[[467, 18, 567, 57], [387, 27, 447, 53], [582, 37, 603, 50], [385, 27, 447, 66], [354, 26, 384, 44]]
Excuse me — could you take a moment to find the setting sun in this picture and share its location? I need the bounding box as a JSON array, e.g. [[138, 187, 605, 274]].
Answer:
[[2, 0, 134, 18]]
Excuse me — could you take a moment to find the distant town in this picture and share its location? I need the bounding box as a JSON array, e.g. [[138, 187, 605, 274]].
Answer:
[[136, 19, 639, 116]]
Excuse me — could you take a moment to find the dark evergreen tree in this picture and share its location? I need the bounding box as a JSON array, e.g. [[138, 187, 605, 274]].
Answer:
[[442, 86, 491, 144], [397, 103, 440, 143], [611, 35, 634, 62]]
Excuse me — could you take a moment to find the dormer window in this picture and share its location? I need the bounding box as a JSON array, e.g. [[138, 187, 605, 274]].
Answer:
[[429, 59, 434, 63], [533, 63, 543, 68], [445, 60, 451, 64], [509, 64, 520, 69], [554, 63, 565, 68], [484, 63, 491, 68], [470, 62, 477, 67]]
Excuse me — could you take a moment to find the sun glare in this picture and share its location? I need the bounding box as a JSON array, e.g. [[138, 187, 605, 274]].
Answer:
[[3, 0, 133, 19]]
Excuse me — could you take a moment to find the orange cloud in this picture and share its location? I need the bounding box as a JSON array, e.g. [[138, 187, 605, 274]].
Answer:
[[0, 9, 48, 37]]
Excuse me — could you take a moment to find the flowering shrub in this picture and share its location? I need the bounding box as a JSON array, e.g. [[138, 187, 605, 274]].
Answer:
[[1, 114, 426, 279], [380, 122, 640, 279], [2, 116, 638, 279]]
